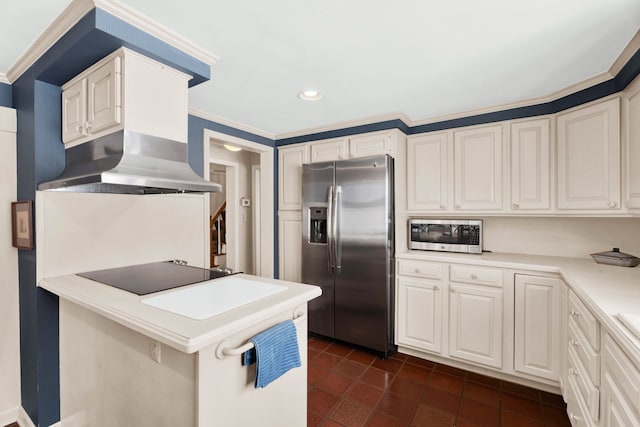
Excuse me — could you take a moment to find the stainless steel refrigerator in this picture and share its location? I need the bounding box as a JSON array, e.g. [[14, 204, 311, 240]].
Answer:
[[302, 155, 395, 355]]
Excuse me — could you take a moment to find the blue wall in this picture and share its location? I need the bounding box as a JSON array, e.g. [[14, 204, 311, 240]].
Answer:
[[13, 7, 212, 426], [0, 82, 11, 107]]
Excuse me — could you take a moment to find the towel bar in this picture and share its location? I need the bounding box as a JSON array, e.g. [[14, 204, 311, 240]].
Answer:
[[215, 309, 306, 359]]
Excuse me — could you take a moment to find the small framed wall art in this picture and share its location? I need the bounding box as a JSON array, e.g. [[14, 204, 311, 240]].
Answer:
[[11, 200, 34, 250]]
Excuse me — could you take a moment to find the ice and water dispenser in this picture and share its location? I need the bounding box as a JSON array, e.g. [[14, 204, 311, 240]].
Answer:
[[308, 207, 327, 244]]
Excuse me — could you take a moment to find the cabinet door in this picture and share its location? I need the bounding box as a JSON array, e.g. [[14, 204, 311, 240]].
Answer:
[[397, 277, 443, 354], [87, 56, 122, 134], [557, 98, 620, 211], [278, 211, 302, 282], [449, 283, 503, 369], [510, 119, 551, 211], [310, 138, 348, 163], [453, 125, 503, 211], [278, 144, 309, 210], [601, 372, 640, 427], [625, 82, 640, 211], [407, 133, 449, 211], [349, 131, 395, 158], [62, 79, 87, 144], [514, 275, 562, 381]]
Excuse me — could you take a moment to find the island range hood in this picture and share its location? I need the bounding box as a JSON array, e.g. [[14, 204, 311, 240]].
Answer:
[[38, 130, 222, 194]]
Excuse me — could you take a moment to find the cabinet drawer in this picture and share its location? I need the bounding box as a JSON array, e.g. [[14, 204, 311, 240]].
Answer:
[[566, 368, 598, 427], [449, 264, 503, 287], [568, 291, 600, 351], [397, 259, 444, 280], [568, 318, 601, 386], [567, 346, 599, 421], [603, 334, 640, 414]]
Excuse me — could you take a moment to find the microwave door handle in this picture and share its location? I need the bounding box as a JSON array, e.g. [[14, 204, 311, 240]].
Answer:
[[326, 186, 335, 272], [333, 185, 342, 273]]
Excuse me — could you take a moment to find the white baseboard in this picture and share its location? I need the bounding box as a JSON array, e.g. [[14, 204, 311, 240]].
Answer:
[[17, 407, 35, 427], [0, 406, 19, 425]]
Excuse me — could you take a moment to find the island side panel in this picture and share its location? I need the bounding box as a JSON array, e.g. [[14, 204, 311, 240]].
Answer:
[[197, 304, 308, 426], [60, 300, 197, 426]]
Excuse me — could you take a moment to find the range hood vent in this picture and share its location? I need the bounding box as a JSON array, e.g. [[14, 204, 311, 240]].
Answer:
[[38, 131, 222, 195]]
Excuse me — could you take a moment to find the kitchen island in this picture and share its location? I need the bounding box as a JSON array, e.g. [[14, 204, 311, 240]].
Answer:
[[39, 273, 321, 427]]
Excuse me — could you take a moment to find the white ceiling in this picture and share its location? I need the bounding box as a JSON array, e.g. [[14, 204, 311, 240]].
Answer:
[[2, 0, 639, 136]]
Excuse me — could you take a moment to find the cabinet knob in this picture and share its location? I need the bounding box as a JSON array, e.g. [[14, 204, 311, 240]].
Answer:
[[568, 367, 579, 377], [569, 339, 580, 348], [433, 285, 440, 291], [450, 287, 457, 293], [440, 205, 445, 210], [471, 274, 478, 280], [512, 203, 519, 210], [570, 309, 581, 317], [570, 413, 579, 422], [455, 205, 461, 209], [85, 122, 93, 130], [607, 200, 616, 208], [75, 125, 82, 133], [414, 268, 420, 274]]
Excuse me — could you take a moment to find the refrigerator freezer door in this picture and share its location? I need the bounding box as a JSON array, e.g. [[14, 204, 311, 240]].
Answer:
[[302, 162, 335, 338], [334, 155, 394, 353]]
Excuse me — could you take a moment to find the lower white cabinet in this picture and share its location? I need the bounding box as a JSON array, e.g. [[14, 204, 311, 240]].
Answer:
[[397, 277, 443, 354], [514, 274, 562, 381], [600, 334, 640, 427], [278, 210, 302, 282], [448, 282, 503, 369]]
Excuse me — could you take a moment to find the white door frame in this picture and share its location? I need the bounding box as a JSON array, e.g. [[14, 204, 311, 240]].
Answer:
[[203, 129, 274, 278]]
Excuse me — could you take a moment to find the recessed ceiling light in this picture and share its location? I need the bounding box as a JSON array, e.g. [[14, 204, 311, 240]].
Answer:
[[298, 89, 323, 101], [223, 144, 242, 152]]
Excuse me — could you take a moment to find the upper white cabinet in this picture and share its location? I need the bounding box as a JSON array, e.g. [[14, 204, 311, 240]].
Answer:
[[349, 131, 396, 158], [514, 274, 562, 381], [278, 143, 309, 210], [624, 78, 640, 212], [510, 119, 551, 211], [310, 138, 348, 163], [406, 132, 449, 211], [557, 98, 620, 211], [453, 124, 504, 211], [61, 48, 190, 148]]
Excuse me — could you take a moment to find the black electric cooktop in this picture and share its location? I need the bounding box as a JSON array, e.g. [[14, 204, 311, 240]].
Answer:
[[77, 261, 233, 295]]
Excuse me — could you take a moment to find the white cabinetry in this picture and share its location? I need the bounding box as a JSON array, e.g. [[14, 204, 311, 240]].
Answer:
[[406, 132, 449, 211], [510, 119, 551, 211], [557, 98, 620, 211], [565, 290, 601, 426], [278, 143, 309, 211], [310, 138, 348, 163], [453, 124, 504, 211], [514, 275, 561, 381], [396, 259, 446, 354], [278, 210, 302, 282], [601, 334, 640, 427], [448, 265, 504, 369], [62, 48, 189, 148], [349, 131, 396, 158], [624, 78, 640, 212]]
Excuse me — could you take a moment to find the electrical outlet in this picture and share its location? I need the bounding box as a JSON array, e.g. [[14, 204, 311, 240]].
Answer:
[[150, 339, 161, 364]]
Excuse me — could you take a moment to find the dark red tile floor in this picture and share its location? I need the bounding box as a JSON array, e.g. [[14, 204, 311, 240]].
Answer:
[[307, 336, 572, 427]]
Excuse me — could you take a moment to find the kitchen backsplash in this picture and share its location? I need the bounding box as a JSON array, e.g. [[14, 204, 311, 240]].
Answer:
[[482, 217, 640, 258]]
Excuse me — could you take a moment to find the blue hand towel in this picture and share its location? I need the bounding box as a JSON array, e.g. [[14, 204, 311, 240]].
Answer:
[[242, 319, 301, 388]]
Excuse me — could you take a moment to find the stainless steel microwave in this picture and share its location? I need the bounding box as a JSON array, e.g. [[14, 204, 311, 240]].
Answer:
[[408, 219, 482, 254]]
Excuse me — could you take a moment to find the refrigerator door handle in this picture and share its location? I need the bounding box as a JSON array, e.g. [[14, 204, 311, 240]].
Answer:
[[326, 185, 335, 272], [333, 185, 342, 272]]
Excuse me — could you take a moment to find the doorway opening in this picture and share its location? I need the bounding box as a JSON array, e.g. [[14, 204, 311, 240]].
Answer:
[[203, 129, 274, 278]]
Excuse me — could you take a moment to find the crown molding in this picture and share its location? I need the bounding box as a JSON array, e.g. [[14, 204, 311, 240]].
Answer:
[[0, 74, 8, 85], [5, 0, 218, 84], [275, 112, 411, 140], [94, 0, 218, 66], [610, 28, 640, 77], [189, 108, 275, 140], [6, 0, 94, 83]]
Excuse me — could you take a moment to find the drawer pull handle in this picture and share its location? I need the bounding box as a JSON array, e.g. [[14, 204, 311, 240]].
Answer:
[[470, 274, 478, 280], [569, 339, 580, 348]]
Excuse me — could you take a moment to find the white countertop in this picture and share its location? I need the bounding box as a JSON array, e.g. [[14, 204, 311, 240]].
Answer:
[[39, 273, 321, 354], [397, 250, 640, 362]]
